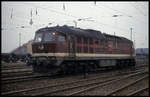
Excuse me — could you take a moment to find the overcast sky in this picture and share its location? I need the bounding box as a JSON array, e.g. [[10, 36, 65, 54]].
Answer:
[[2, 1, 149, 53]]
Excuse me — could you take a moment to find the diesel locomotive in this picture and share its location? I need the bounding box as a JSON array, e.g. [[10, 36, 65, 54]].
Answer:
[[28, 25, 136, 74]]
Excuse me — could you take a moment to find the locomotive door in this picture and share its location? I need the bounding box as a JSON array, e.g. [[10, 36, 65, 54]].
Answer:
[[68, 35, 76, 58]]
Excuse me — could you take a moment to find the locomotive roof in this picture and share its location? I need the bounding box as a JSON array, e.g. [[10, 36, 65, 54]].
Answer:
[[37, 25, 105, 40], [36, 25, 132, 43], [103, 33, 132, 43]]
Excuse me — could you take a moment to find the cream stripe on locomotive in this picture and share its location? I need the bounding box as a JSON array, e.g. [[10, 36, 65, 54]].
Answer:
[[32, 53, 135, 57]]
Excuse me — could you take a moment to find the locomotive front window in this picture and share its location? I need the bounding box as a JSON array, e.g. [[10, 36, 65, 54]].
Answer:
[[44, 32, 55, 41], [35, 33, 43, 42], [58, 35, 66, 42]]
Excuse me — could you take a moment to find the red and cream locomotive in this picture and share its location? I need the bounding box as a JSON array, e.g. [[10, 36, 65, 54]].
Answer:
[[28, 25, 136, 73]]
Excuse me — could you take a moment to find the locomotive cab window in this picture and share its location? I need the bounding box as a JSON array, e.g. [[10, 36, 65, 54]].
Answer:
[[58, 34, 66, 42], [35, 33, 43, 42], [44, 32, 56, 41]]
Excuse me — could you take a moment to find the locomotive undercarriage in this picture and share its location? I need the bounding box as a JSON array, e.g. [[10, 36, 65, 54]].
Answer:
[[28, 56, 136, 74]]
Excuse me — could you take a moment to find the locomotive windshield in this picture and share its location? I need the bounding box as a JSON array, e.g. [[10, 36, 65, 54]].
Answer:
[[58, 35, 66, 42], [34, 32, 66, 42], [35, 33, 43, 42], [44, 32, 56, 41]]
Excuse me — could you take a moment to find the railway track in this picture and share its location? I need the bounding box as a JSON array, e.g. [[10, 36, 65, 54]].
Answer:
[[127, 87, 149, 96], [1, 73, 55, 84], [2, 70, 33, 78], [2, 69, 32, 76], [2, 64, 32, 75], [106, 75, 149, 96], [31, 70, 148, 96], [2, 69, 33, 79], [66, 71, 148, 96], [2, 63, 32, 70], [1, 64, 147, 84], [2, 66, 31, 71], [1, 68, 148, 96], [1, 64, 148, 95], [2, 62, 27, 68]]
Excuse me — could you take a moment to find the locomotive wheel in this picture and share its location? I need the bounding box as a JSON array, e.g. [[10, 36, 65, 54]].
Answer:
[[116, 60, 122, 69], [60, 64, 66, 74], [32, 65, 48, 73], [60, 63, 71, 75], [131, 59, 136, 66], [32, 65, 41, 72]]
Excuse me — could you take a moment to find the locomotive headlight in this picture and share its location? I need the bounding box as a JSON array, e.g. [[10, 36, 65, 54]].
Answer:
[[52, 32, 56, 35], [37, 37, 42, 42]]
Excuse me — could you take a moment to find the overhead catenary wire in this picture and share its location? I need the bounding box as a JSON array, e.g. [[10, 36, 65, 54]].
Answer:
[[8, 5, 60, 28], [2, 2, 136, 40], [98, 2, 146, 23], [5, 3, 124, 32], [98, 3, 132, 17], [3, 2, 146, 41], [30, 3, 80, 19], [91, 3, 139, 32], [30, 2, 134, 30], [3, 7, 57, 30], [6, 3, 130, 31], [24, 3, 132, 33], [91, 2, 145, 29]]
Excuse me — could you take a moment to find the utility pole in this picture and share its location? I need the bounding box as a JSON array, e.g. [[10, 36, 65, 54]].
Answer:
[[73, 20, 77, 27], [114, 32, 117, 48], [134, 31, 136, 49], [130, 28, 133, 57], [130, 28, 133, 41], [19, 32, 21, 47]]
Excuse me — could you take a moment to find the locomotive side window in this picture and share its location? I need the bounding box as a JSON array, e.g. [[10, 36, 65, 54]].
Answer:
[[44, 32, 55, 41], [89, 38, 93, 45], [58, 35, 66, 42], [35, 33, 43, 42], [100, 40, 103, 46], [83, 38, 88, 44]]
